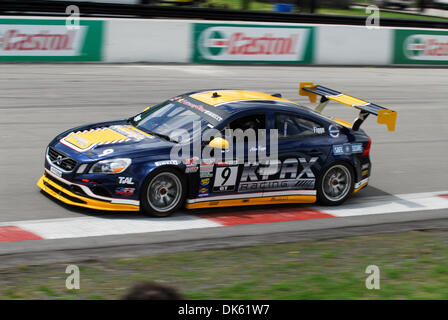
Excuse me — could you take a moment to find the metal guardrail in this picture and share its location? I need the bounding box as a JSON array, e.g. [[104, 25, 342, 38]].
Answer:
[[0, 0, 447, 28]]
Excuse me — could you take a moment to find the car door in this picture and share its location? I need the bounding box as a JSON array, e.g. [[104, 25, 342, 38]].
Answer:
[[255, 112, 332, 196], [203, 112, 268, 199]]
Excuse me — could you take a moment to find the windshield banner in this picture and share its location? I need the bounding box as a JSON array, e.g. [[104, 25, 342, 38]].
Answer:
[[192, 23, 314, 64]]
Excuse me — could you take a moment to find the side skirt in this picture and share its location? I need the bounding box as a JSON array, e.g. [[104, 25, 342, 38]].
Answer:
[[185, 191, 316, 210]]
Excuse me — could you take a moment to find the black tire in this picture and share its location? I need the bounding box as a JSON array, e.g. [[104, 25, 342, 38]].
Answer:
[[317, 162, 354, 206], [140, 168, 186, 217]]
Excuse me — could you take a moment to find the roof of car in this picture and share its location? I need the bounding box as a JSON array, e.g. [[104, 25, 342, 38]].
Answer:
[[181, 89, 335, 126], [190, 90, 294, 106]]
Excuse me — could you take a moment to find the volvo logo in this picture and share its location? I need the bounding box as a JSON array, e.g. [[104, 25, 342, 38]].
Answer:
[[47, 148, 72, 171]]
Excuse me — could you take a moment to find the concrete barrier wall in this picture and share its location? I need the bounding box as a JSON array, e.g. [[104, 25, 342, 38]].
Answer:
[[1, 16, 447, 65], [103, 19, 393, 65], [103, 19, 191, 63], [315, 26, 393, 65]]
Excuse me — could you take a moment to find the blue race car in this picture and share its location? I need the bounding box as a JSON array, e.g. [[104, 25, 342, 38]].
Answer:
[[37, 82, 397, 217]]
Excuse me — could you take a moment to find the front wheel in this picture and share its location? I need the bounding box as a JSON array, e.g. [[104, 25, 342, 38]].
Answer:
[[140, 168, 186, 217], [317, 163, 354, 206]]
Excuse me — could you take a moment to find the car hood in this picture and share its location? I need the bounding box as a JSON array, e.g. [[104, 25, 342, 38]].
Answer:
[[53, 121, 175, 161]]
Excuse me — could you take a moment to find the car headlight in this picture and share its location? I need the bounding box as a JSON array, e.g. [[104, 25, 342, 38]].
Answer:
[[89, 158, 132, 174]]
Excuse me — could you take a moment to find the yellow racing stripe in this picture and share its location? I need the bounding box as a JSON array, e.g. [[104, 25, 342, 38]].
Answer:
[[330, 94, 368, 107]]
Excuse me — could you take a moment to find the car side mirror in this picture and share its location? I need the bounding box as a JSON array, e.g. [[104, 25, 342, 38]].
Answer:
[[208, 137, 229, 149]]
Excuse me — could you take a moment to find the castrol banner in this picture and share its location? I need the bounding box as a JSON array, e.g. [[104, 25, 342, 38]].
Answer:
[[394, 29, 448, 65], [0, 19, 103, 61], [192, 23, 314, 64]]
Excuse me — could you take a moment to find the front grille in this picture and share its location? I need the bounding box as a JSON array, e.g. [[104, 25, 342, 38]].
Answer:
[[47, 147, 77, 172]]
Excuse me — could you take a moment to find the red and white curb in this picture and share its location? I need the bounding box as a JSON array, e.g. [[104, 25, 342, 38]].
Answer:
[[0, 190, 447, 243]]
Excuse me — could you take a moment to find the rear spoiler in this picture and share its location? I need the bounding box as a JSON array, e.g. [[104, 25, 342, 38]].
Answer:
[[299, 82, 397, 131]]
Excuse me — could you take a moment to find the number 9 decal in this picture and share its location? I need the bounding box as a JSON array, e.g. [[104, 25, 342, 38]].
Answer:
[[213, 166, 238, 192]]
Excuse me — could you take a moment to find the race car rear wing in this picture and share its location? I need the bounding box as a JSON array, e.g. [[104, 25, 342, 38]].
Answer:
[[299, 82, 397, 131]]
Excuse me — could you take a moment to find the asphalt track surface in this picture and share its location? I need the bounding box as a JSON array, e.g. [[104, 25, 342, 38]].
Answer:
[[0, 64, 447, 267]]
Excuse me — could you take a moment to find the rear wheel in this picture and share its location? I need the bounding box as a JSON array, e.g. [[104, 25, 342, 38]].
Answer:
[[140, 168, 186, 217], [317, 163, 354, 206]]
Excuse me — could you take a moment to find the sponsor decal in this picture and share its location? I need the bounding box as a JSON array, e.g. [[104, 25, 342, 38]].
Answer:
[[185, 156, 199, 173], [343, 144, 351, 154], [217, 160, 239, 166], [239, 178, 315, 192], [0, 27, 85, 55], [333, 145, 344, 155], [193, 23, 314, 63], [201, 159, 215, 165], [50, 166, 63, 177], [155, 160, 179, 166], [200, 161, 214, 173], [61, 133, 89, 151], [351, 143, 363, 153], [249, 146, 266, 153], [328, 125, 340, 138], [313, 127, 325, 134], [186, 166, 199, 173], [177, 98, 223, 122], [112, 125, 152, 141], [200, 178, 210, 186], [333, 143, 364, 156], [361, 163, 370, 170], [0, 19, 103, 61], [186, 156, 200, 166], [271, 197, 289, 201], [238, 157, 318, 192], [115, 187, 135, 196], [118, 177, 134, 185], [198, 186, 210, 197], [200, 171, 214, 178], [199, 159, 215, 178], [394, 30, 448, 64]]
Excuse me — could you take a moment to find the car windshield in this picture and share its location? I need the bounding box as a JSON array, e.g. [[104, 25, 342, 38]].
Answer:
[[131, 100, 212, 143]]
